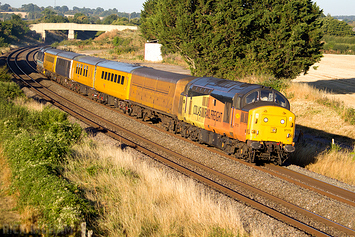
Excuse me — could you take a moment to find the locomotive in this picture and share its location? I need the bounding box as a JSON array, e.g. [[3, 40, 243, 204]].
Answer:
[[36, 47, 295, 165]]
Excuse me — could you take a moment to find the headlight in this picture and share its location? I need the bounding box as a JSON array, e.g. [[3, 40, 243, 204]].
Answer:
[[263, 117, 268, 123], [280, 119, 285, 124]]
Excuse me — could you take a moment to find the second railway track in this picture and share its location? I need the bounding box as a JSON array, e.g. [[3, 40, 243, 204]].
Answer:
[[6, 46, 355, 236]]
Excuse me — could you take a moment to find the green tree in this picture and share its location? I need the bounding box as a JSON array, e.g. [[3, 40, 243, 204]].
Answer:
[[0, 3, 11, 11], [141, 0, 324, 79], [321, 15, 354, 36], [0, 14, 30, 45], [40, 8, 69, 23], [21, 3, 42, 12], [102, 14, 118, 24]]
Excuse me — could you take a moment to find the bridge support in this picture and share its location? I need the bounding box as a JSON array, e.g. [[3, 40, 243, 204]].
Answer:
[[68, 29, 75, 40]]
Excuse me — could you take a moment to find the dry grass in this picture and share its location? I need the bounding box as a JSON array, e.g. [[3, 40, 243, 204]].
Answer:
[[286, 82, 355, 185], [306, 149, 355, 186], [287, 83, 355, 139], [13, 97, 45, 111], [64, 139, 246, 237]]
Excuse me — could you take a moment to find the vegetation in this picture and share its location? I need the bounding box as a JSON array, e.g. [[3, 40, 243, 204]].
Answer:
[[64, 140, 246, 236], [141, 0, 324, 80], [319, 15, 355, 54], [0, 14, 30, 46], [0, 67, 94, 233], [54, 29, 145, 62], [2, 3, 140, 21], [285, 82, 355, 185], [320, 15, 354, 36]]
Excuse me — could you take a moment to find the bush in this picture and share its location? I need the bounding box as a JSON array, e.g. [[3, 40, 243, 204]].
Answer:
[[0, 66, 12, 82], [259, 78, 290, 92], [0, 74, 94, 231]]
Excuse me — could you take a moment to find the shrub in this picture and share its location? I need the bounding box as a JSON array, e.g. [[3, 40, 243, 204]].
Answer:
[[0, 79, 93, 232]]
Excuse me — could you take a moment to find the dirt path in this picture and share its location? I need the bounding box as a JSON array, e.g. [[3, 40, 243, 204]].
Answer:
[[293, 54, 355, 108]]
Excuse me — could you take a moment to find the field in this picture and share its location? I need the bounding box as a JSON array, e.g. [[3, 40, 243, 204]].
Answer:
[[293, 54, 355, 108]]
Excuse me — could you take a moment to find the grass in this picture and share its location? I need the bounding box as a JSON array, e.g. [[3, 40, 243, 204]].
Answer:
[[286, 82, 355, 185], [64, 139, 246, 236]]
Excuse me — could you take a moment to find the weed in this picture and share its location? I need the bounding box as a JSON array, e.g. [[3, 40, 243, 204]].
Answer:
[[209, 226, 235, 237]]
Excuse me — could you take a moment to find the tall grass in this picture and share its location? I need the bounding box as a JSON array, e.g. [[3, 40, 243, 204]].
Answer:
[[287, 82, 355, 185], [306, 148, 355, 186], [64, 141, 246, 236]]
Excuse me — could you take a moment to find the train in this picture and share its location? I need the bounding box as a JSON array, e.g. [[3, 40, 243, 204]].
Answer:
[[36, 47, 296, 165]]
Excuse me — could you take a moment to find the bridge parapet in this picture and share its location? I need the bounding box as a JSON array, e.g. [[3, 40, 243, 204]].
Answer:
[[29, 23, 138, 40]]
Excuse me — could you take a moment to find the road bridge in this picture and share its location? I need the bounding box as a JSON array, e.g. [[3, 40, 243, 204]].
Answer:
[[30, 23, 138, 40]]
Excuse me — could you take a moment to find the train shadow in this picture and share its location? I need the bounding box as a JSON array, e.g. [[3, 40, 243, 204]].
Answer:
[[285, 124, 355, 167], [301, 78, 355, 95]]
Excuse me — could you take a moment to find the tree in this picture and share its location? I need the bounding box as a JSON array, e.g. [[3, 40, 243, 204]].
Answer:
[[141, 0, 324, 79], [0, 3, 11, 11], [321, 15, 354, 36], [40, 8, 69, 23], [21, 3, 42, 12], [102, 14, 118, 24]]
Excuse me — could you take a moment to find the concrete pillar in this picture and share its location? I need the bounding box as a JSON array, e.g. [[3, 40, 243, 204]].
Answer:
[[68, 29, 75, 40]]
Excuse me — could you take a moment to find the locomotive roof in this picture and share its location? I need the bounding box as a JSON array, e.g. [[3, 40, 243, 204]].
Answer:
[[38, 46, 52, 53], [44, 48, 64, 56], [74, 55, 107, 65], [57, 51, 83, 60], [188, 77, 261, 102], [133, 67, 195, 83], [97, 60, 143, 73]]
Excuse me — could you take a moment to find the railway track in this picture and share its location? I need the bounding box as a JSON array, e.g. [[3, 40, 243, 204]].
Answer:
[[6, 46, 355, 237]]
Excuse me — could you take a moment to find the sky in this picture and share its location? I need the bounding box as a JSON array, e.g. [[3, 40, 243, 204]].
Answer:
[[7, 0, 355, 15]]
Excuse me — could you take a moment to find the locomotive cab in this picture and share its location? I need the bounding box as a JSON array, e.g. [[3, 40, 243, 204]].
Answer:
[[240, 88, 296, 163]]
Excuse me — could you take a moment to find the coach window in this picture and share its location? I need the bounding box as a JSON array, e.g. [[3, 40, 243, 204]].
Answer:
[[104, 71, 108, 80], [101, 71, 104, 79], [111, 73, 114, 82], [117, 75, 121, 84], [108, 73, 111, 80], [85, 66, 88, 77], [121, 76, 125, 85], [80, 64, 83, 75], [114, 74, 117, 83]]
